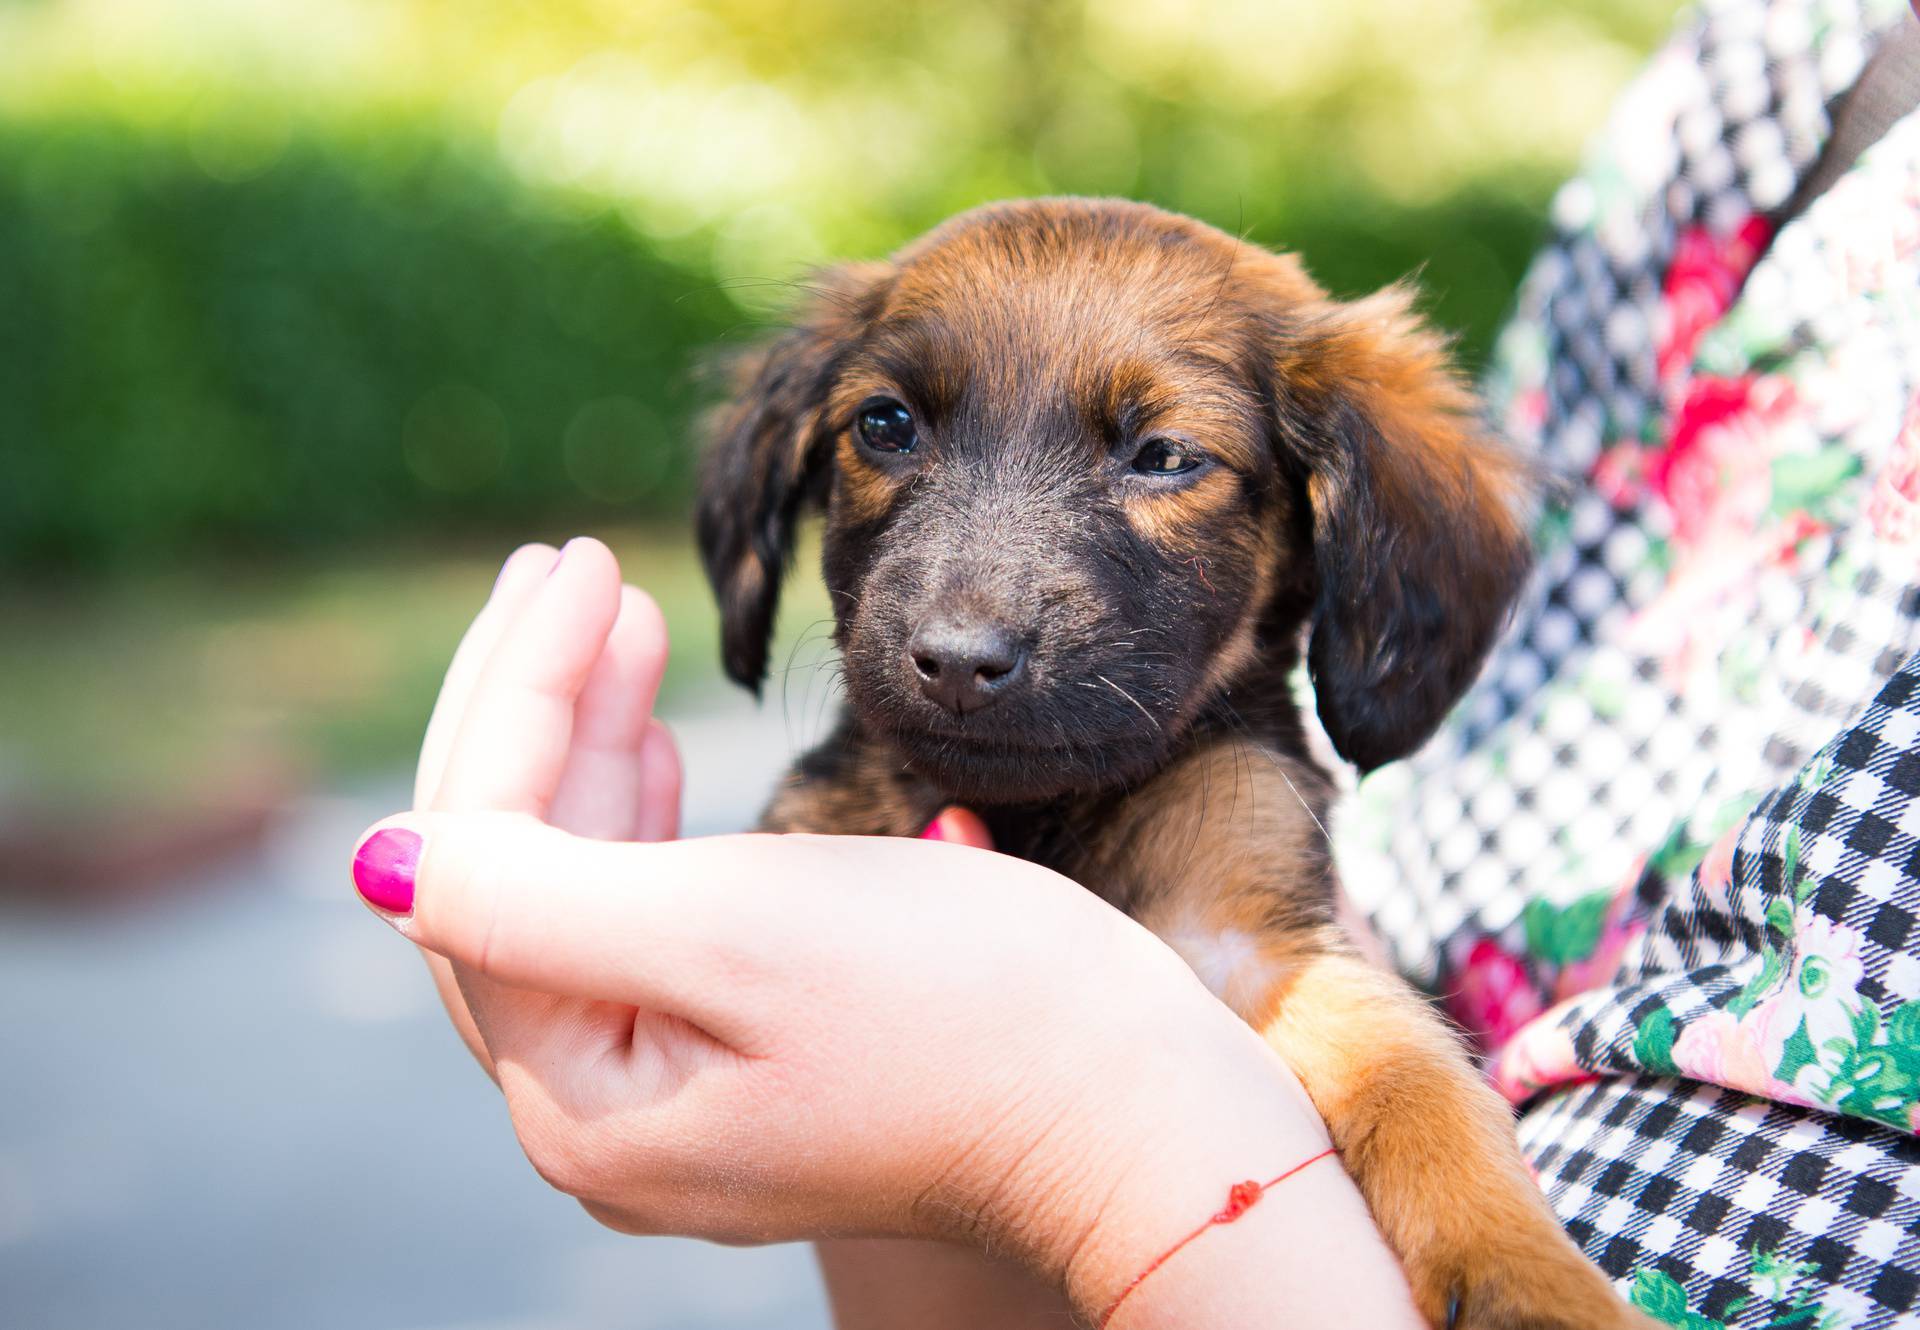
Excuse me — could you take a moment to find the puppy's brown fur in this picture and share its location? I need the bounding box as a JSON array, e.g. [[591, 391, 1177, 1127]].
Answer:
[[698, 199, 1650, 1329]]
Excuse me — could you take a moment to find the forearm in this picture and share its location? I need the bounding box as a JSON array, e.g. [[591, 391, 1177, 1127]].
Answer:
[[1072, 1144, 1421, 1327], [816, 1238, 1069, 1330], [1051, 1019, 1423, 1329]]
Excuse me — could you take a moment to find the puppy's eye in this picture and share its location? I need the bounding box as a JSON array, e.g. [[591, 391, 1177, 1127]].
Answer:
[[855, 398, 918, 454], [1131, 439, 1202, 476]]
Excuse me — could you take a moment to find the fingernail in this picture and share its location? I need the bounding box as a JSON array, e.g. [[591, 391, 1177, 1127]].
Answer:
[[547, 537, 584, 578], [354, 828, 421, 914], [493, 545, 560, 594], [491, 551, 521, 594], [919, 816, 947, 842]]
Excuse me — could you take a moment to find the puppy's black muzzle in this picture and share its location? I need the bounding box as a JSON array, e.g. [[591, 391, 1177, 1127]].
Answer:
[[908, 615, 1030, 715]]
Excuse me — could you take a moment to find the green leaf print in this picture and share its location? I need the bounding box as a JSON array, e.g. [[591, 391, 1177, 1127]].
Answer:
[[1635, 1008, 1680, 1076], [1765, 897, 1795, 938], [1651, 821, 1706, 881], [1631, 1270, 1693, 1323], [1729, 946, 1786, 1017], [1584, 671, 1629, 719], [1824, 1025, 1920, 1130], [1629, 1268, 1729, 1329], [1781, 826, 1805, 904], [1802, 753, 1836, 792], [1752, 1247, 1818, 1296], [1616, 1244, 1871, 1330], [1534, 504, 1573, 552], [1776, 1016, 1821, 1088], [1851, 1003, 1880, 1047], [1769, 452, 1862, 520], [1887, 1000, 1920, 1048], [1831, 1059, 1913, 1128], [1521, 890, 1614, 967], [1652, 798, 1763, 883]]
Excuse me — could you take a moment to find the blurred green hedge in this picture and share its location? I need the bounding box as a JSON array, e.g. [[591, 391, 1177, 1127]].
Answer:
[[0, 120, 743, 570], [0, 117, 1556, 573]]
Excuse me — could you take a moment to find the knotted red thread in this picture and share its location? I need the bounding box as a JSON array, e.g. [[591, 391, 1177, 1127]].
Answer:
[[1095, 1146, 1338, 1329], [1214, 1180, 1263, 1221]]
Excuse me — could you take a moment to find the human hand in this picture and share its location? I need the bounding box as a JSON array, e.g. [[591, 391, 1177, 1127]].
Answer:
[[404, 538, 682, 1077], [357, 538, 1412, 1325]]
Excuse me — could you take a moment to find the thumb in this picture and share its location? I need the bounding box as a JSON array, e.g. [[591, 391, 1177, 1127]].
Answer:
[[348, 811, 756, 1039], [919, 806, 995, 851]]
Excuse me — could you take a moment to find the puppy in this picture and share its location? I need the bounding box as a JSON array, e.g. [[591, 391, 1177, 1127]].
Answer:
[[697, 198, 1649, 1329]]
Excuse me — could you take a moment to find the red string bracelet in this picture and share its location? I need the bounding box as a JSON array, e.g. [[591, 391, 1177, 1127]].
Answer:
[[1095, 1145, 1339, 1329]]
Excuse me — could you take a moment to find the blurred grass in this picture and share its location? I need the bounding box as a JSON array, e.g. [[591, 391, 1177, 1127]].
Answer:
[[0, 0, 1689, 574], [0, 0, 1687, 818], [0, 525, 832, 809], [0, 121, 742, 570]]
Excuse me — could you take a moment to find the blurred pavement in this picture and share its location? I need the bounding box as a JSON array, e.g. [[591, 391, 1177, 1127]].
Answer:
[[0, 689, 843, 1330]]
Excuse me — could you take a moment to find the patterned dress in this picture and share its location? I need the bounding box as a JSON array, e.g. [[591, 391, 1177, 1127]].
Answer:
[[1337, 0, 1920, 1324]]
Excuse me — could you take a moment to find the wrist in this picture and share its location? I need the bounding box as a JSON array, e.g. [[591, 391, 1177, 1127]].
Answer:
[[983, 983, 1334, 1316], [1056, 1019, 1335, 1320]]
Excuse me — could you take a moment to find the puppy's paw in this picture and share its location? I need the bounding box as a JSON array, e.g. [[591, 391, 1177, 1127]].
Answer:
[[1412, 1246, 1661, 1330]]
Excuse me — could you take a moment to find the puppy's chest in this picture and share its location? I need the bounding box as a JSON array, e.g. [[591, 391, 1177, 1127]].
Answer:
[[1047, 741, 1343, 1016]]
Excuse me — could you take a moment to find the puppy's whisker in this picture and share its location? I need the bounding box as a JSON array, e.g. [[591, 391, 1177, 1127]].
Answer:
[[1219, 700, 1333, 856], [777, 618, 836, 739], [1096, 674, 1161, 733]]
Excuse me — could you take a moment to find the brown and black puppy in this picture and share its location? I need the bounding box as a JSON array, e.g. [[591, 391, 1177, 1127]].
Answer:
[[697, 198, 1649, 1330]]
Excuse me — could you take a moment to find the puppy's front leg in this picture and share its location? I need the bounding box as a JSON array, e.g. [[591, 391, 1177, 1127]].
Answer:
[[1252, 953, 1653, 1330], [757, 723, 941, 838]]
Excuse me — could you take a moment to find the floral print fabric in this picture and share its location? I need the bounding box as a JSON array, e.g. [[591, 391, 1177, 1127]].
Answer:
[[1332, 0, 1920, 1323]]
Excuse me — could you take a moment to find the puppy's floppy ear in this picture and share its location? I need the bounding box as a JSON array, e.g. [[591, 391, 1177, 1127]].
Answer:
[[696, 263, 892, 692], [1278, 284, 1536, 773]]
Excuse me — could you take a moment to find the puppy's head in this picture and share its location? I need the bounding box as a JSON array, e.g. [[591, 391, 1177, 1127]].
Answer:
[[698, 199, 1532, 804]]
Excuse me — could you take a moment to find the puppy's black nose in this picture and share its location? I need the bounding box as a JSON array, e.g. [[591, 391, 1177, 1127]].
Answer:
[[909, 619, 1028, 715]]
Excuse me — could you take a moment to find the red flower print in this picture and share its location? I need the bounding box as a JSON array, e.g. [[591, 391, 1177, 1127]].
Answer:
[[1589, 439, 1651, 510], [1867, 394, 1920, 546], [1651, 373, 1796, 549], [1552, 887, 1648, 1002], [1490, 1014, 1596, 1106], [1511, 387, 1548, 438], [1656, 215, 1772, 384], [1447, 938, 1545, 1055]]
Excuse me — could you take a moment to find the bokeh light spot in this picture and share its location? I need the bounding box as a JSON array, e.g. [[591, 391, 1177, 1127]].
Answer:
[[564, 395, 663, 503]]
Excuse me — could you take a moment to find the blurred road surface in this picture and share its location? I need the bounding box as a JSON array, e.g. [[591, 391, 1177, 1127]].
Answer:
[[0, 690, 842, 1330]]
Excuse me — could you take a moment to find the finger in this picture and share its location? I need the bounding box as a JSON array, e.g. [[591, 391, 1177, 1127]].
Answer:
[[547, 585, 673, 840], [414, 543, 561, 810], [633, 720, 682, 844], [352, 813, 793, 1043], [429, 538, 621, 1053], [433, 536, 624, 817], [412, 541, 558, 1076], [921, 806, 995, 851]]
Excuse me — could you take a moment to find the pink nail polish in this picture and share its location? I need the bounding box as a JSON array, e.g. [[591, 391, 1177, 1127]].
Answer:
[[919, 817, 946, 841], [354, 828, 420, 914]]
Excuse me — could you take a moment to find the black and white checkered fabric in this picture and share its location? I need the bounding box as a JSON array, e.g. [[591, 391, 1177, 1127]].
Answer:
[[1327, 0, 1920, 1323], [1338, 0, 1920, 992], [1522, 1077, 1920, 1327], [1502, 654, 1920, 1326], [1564, 659, 1920, 1038]]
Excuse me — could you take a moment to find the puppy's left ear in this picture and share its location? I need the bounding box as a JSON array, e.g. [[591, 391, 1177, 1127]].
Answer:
[[696, 263, 893, 692], [1280, 285, 1537, 773]]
